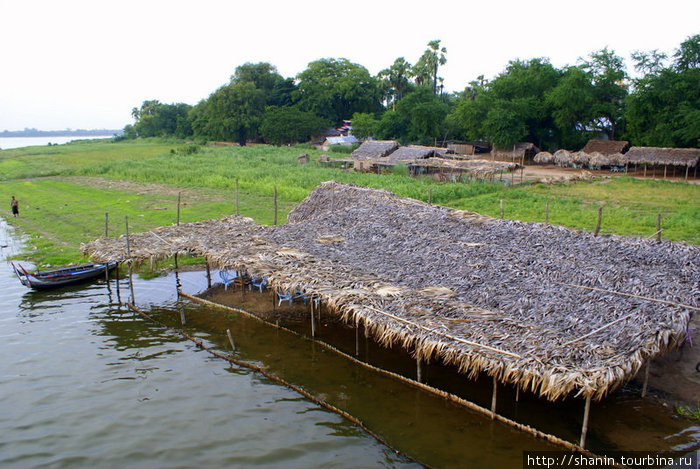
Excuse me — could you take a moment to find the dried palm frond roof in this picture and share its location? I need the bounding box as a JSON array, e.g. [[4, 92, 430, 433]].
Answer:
[[82, 182, 699, 402], [409, 158, 519, 176], [384, 146, 436, 161], [624, 147, 700, 167], [581, 140, 630, 156], [351, 140, 399, 160]]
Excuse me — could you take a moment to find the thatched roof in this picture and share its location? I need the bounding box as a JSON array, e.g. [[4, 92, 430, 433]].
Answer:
[[581, 140, 630, 156], [533, 151, 553, 164], [625, 147, 700, 167], [385, 146, 436, 161], [351, 140, 399, 160], [553, 149, 572, 165], [409, 158, 519, 176], [82, 182, 698, 402]]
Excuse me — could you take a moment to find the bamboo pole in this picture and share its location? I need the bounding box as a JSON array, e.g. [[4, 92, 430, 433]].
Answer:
[[180, 309, 186, 325], [104, 212, 109, 237], [656, 213, 662, 242], [227, 328, 236, 351], [235, 178, 239, 215], [125, 216, 135, 304], [491, 376, 498, 419], [273, 186, 278, 225], [310, 298, 316, 338], [499, 199, 504, 219], [355, 323, 360, 357], [428, 188, 432, 205], [557, 282, 700, 312], [416, 357, 423, 383], [205, 259, 211, 288], [580, 396, 592, 449], [545, 201, 549, 225], [594, 207, 603, 237], [176, 191, 181, 225], [641, 361, 650, 398]]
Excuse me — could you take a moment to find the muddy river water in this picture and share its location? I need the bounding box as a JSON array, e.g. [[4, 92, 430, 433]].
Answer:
[[1, 218, 698, 468]]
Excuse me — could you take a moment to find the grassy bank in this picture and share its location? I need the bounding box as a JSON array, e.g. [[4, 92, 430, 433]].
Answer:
[[1, 139, 698, 266]]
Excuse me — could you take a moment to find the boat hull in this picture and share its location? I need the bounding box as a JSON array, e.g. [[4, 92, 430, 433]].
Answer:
[[12, 261, 118, 290]]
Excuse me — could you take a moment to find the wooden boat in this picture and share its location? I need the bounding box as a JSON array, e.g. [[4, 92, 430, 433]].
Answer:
[[11, 261, 118, 290]]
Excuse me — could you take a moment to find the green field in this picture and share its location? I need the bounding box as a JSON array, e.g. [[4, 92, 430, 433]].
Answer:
[[1, 138, 698, 267]]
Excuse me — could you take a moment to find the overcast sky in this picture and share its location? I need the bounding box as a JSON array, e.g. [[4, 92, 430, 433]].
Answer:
[[1, 0, 698, 132]]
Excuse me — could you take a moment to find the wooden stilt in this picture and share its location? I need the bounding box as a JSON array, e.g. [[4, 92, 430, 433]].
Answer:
[[179, 309, 186, 325], [205, 260, 211, 288], [226, 329, 236, 351], [355, 323, 359, 357], [515, 386, 520, 403], [641, 361, 650, 398], [272, 289, 276, 313], [491, 376, 498, 419], [115, 264, 121, 304], [580, 395, 592, 449], [664, 165, 667, 179], [416, 357, 423, 383], [125, 216, 135, 304], [685, 166, 689, 181], [310, 299, 316, 338], [644, 164, 647, 178]]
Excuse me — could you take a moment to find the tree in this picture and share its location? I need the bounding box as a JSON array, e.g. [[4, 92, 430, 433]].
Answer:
[[545, 66, 596, 149], [578, 47, 628, 139], [625, 67, 700, 147], [349, 112, 378, 139], [268, 78, 298, 107], [259, 106, 328, 145], [630, 49, 668, 76], [230, 62, 283, 94], [673, 34, 700, 71], [130, 100, 192, 138], [377, 57, 413, 108], [413, 40, 447, 94], [295, 58, 383, 124], [193, 82, 266, 145], [395, 86, 449, 144]]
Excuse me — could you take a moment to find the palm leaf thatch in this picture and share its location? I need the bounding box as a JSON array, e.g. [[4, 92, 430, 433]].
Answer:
[[82, 182, 699, 402], [572, 151, 590, 165], [588, 152, 610, 167], [385, 146, 436, 161], [351, 140, 399, 160], [534, 152, 553, 164], [624, 147, 700, 167], [581, 140, 630, 156], [553, 149, 572, 165]]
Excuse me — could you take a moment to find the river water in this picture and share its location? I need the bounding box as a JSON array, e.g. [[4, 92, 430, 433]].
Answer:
[[1, 217, 698, 468], [0, 136, 113, 150]]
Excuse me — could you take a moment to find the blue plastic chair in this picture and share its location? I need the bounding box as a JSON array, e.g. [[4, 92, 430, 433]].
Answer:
[[218, 270, 238, 290], [276, 289, 294, 306], [249, 276, 267, 293]]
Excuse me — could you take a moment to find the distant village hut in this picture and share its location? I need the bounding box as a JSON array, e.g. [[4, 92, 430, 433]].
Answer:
[[491, 142, 540, 164], [321, 135, 359, 151], [553, 149, 573, 166], [624, 147, 700, 179], [533, 151, 553, 164]]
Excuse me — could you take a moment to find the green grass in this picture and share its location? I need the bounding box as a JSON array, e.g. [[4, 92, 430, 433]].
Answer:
[[1, 139, 698, 266]]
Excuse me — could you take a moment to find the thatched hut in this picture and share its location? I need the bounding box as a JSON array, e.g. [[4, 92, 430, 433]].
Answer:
[[587, 152, 610, 168], [385, 145, 437, 161], [351, 140, 399, 160], [581, 140, 630, 156], [553, 149, 572, 166], [83, 182, 698, 405], [572, 151, 590, 166], [625, 147, 700, 168], [533, 151, 553, 164]]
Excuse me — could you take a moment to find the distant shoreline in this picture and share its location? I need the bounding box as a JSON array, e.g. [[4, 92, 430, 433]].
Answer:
[[1, 129, 122, 138]]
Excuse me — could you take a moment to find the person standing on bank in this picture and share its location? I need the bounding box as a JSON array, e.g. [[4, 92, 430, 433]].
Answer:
[[10, 196, 19, 217]]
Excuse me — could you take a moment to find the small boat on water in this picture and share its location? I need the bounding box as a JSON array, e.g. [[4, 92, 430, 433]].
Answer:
[[11, 261, 118, 290]]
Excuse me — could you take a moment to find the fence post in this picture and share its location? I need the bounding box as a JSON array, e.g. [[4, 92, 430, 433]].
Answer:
[[594, 207, 603, 237], [273, 186, 278, 225]]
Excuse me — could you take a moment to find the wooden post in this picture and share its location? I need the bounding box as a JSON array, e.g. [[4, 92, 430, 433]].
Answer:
[[499, 199, 504, 219], [580, 395, 592, 449], [685, 165, 689, 181], [104, 212, 109, 237], [355, 323, 360, 356], [125, 216, 135, 304], [663, 164, 667, 179], [176, 191, 181, 225], [416, 357, 423, 383], [273, 186, 278, 225], [428, 188, 432, 205], [226, 329, 236, 351], [656, 213, 662, 242], [594, 207, 603, 237], [643, 164, 647, 178], [115, 263, 121, 304], [515, 386, 520, 403], [272, 289, 276, 313], [310, 299, 316, 338], [235, 178, 239, 215], [641, 361, 650, 398], [491, 376, 498, 419], [545, 201, 549, 225], [205, 260, 211, 288], [179, 309, 186, 325]]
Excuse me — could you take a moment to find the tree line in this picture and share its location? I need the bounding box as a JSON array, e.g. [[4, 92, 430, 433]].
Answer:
[[121, 35, 700, 150]]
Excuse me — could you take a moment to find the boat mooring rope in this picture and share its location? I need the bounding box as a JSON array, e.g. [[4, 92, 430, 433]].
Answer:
[[125, 301, 432, 469]]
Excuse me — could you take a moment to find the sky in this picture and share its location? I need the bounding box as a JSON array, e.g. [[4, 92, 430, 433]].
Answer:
[[1, 0, 698, 132]]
